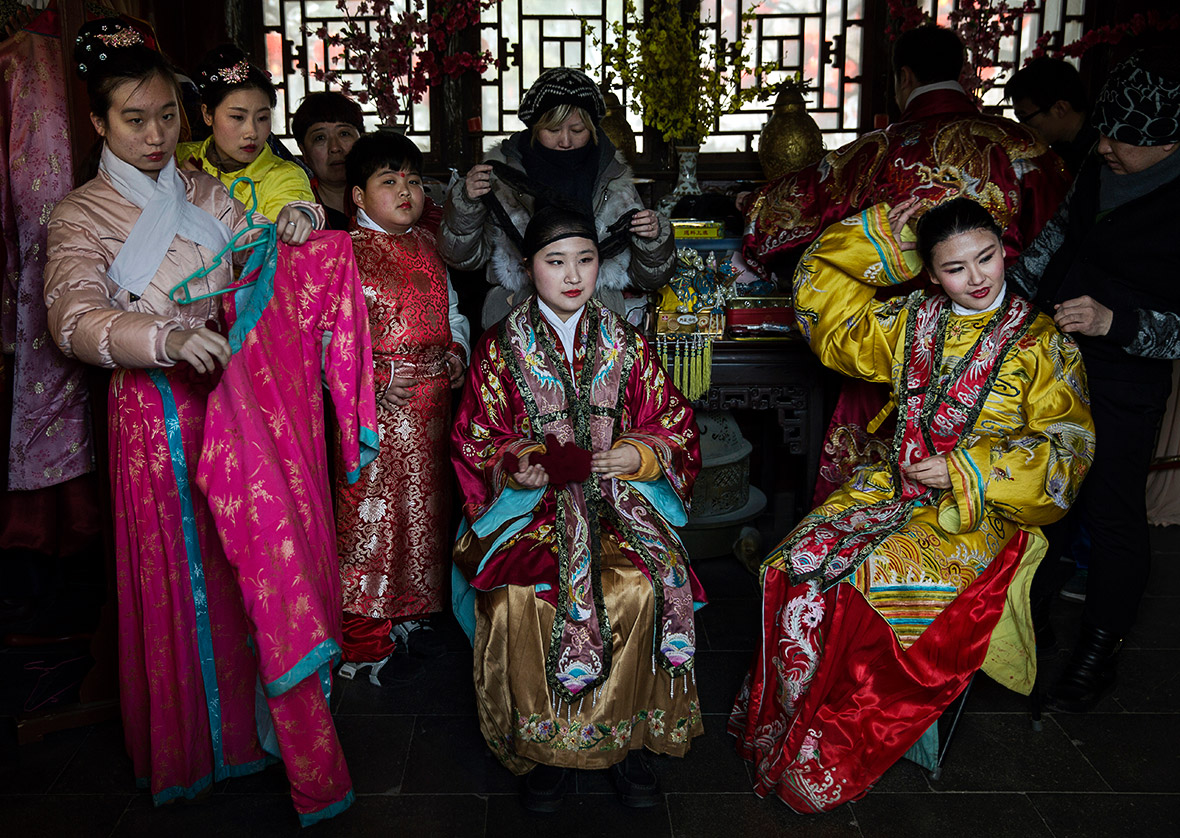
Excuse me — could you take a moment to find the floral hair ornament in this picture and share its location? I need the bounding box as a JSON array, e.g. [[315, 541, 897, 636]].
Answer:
[[74, 18, 146, 78], [204, 58, 253, 89]]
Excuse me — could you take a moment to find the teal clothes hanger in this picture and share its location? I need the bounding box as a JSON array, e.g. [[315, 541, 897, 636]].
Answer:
[[169, 176, 277, 305]]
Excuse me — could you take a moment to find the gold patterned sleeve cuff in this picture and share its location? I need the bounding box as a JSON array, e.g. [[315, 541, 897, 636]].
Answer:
[[504, 442, 547, 490], [613, 439, 662, 482]]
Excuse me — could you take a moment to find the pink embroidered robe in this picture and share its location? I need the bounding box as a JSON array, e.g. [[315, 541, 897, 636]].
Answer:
[[197, 230, 378, 823]]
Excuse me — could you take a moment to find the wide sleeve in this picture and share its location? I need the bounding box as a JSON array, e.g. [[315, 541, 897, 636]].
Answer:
[[618, 180, 675, 290], [614, 332, 701, 506], [1122, 310, 1180, 359], [446, 275, 471, 361], [792, 203, 923, 384], [1005, 180, 1074, 300], [742, 137, 888, 282], [1009, 145, 1070, 258], [450, 330, 542, 525], [308, 233, 378, 481], [437, 177, 491, 272], [44, 201, 178, 369], [939, 324, 1095, 533]]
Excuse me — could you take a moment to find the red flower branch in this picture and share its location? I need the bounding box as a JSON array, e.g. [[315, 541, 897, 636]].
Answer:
[[309, 0, 499, 125]]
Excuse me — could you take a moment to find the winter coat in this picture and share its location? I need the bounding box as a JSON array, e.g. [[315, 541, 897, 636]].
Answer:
[[438, 133, 675, 330]]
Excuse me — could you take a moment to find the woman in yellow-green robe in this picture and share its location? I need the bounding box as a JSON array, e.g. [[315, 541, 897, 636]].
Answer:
[[728, 200, 1094, 812]]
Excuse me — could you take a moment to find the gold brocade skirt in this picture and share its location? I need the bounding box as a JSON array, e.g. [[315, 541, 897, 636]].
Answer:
[[473, 538, 704, 775]]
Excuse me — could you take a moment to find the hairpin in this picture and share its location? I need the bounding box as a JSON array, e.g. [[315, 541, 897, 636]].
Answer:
[[206, 58, 252, 87], [94, 28, 144, 48]]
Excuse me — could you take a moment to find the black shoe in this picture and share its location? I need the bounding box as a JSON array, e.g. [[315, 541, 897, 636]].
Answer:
[[610, 750, 660, 808], [521, 764, 567, 813], [1046, 622, 1121, 713], [391, 619, 447, 658]]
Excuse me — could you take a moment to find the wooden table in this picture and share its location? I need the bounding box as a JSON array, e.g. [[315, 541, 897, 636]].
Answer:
[[700, 337, 827, 528]]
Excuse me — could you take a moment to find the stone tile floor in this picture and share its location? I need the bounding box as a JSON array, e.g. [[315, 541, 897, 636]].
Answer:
[[2, 527, 1177, 837]]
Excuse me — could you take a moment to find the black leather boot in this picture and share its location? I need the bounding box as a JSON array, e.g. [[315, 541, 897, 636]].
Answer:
[[521, 763, 568, 813], [1046, 622, 1122, 713]]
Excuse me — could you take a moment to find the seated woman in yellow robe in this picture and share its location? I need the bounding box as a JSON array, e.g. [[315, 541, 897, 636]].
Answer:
[[729, 197, 1094, 812]]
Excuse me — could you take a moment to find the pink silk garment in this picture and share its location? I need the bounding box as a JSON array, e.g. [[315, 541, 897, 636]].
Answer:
[[0, 10, 94, 490], [336, 226, 460, 651], [197, 230, 378, 826], [109, 363, 268, 803]]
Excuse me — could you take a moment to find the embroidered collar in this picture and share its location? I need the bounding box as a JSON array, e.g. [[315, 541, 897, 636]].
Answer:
[[538, 298, 585, 366], [355, 207, 411, 236], [904, 81, 967, 111], [950, 282, 1007, 317]]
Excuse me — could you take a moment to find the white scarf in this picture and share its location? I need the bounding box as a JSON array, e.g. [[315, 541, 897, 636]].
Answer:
[[101, 144, 232, 297]]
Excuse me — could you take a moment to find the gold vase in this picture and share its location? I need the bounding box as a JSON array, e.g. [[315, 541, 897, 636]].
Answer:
[[758, 86, 824, 180], [600, 91, 637, 167]]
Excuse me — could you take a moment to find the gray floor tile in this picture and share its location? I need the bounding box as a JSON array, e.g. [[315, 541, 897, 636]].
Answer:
[[399, 714, 519, 795], [927, 714, 1107, 793], [486, 792, 671, 838], [869, 755, 932, 793], [313, 793, 488, 838], [1052, 713, 1180, 793], [0, 725, 88, 795], [1109, 649, 1180, 713], [333, 713, 416, 794], [3, 793, 132, 838], [1029, 792, 1180, 837], [334, 650, 477, 715], [112, 792, 299, 837], [851, 792, 1053, 838], [46, 719, 137, 795], [667, 793, 861, 837], [1124, 597, 1180, 650]]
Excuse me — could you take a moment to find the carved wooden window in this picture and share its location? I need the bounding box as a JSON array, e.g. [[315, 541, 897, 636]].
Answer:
[[263, 0, 1089, 161]]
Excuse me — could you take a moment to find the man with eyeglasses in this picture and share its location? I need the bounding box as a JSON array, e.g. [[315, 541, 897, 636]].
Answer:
[[1005, 57, 1098, 176]]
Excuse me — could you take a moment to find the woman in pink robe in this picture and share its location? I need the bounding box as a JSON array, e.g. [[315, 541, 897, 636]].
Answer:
[[43, 21, 343, 826]]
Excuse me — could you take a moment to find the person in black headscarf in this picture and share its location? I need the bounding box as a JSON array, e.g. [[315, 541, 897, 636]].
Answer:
[[438, 68, 675, 329], [1010, 49, 1180, 713]]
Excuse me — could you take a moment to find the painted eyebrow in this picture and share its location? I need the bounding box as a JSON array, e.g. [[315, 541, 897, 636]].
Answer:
[[938, 244, 997, 268], [120, 102, 177, 115]]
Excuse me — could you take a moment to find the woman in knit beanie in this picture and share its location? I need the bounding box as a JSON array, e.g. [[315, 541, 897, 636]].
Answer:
[[438, 67, 674, 329]]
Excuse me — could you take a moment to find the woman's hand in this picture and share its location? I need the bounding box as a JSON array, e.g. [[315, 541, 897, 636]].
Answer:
[[164, 326, 230, 374], [276, 206, 313, 246], [1054, 296, 1113, 337], [380, 374, 417, 409], [886, 197, 921, 252], [903, 454, 951, 490], [445, 354, 466, 389], [629, 209, 661, 240], [592, 444, 641, 480], [464, 164, 493, 201], [513, 455, 550, 489]]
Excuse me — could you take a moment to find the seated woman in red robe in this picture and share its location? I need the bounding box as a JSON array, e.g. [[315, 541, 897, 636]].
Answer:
[[451, 207, 703, 812]]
